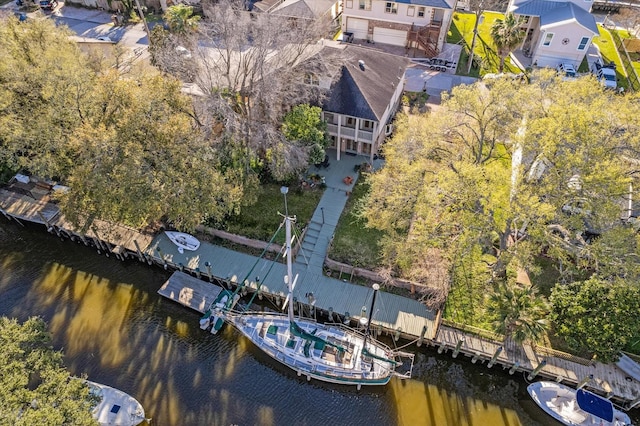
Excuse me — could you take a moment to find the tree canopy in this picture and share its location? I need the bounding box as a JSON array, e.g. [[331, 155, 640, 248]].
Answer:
[[0, 316, 98, 425], [362, 71, 640, 353], [0, 16, 248, 232]]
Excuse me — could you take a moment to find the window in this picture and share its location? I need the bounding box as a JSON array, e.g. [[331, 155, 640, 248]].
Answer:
[[346, 117, 356, 127], [577, 36, 589, 51], [407, 6, 415, 16], [324, 113, 335, 124], [542, 33, 554, 46], [304, 73, 319, 86], [345, 0, 353, 8], [362, 120, 374, 130], [385, 2, 398, 14], [362, 142, 372, 155], [418, 7, 425, 17], [359, 0, 371, 10]]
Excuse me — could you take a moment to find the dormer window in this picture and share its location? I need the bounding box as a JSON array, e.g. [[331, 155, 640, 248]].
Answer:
[[305, 73, 319, 86], [385, 2, 398, 14]]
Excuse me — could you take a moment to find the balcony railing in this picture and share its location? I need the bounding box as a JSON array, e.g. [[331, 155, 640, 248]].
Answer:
[[358, 130, 373, 141], [326, 123, 338, 134]]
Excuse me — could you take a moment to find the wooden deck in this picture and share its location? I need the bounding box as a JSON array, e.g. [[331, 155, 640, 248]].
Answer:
[[147, 233, 439, 341], [0, 187, 60, 224], [435, 324, 640, 404], [158, 271, 231, 314]]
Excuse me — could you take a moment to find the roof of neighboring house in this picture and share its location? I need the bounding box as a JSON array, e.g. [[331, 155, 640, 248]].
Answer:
[[322, 45, 409, 121], [271, 0, 336, 18], [394, 0, 452, 6], [540, 2, 599, 34], [512, 0, 598, 34]]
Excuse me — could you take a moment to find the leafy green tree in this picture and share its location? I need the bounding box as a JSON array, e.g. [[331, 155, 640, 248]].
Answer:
[[490, 13, 525, 73], [282, 104, 328, 165], [487, 283, 549, 344], [164, 5, 200, 36], [550, 277, 640, 362], [0, 317, 98, 425], [0, 16, 95, 180]]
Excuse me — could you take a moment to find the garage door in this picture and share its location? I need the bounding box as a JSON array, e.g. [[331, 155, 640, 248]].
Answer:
[[346, 18, 369, 40], [372, 27, 407, 47]]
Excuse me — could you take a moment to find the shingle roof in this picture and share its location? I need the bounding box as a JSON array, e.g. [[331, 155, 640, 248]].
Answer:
[[271, 0, 336, 18], [322, 45, 409, 121], [395, 0, 452, 7], [540, 2, 599, 34], [512, 0, 598, 34]]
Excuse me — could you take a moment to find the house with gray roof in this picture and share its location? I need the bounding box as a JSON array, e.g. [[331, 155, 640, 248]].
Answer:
[[319, 43, 409, 162], [508, 0, 599, 68]]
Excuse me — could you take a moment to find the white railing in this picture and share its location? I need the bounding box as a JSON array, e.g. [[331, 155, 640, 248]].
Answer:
[[326, 123, 338, 134], [341, 127, 355, 138], [358, 130, 373, 141]]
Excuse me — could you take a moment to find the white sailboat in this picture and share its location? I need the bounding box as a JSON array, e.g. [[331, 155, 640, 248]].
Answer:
[[165, 231, 200, 254], [86, 380, 147, 426], [527, 381, 631, 426], [226, 209, 414, 388]]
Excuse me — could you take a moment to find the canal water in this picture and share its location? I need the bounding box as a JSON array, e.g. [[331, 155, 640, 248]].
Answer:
[[0, 221, 633, 426]]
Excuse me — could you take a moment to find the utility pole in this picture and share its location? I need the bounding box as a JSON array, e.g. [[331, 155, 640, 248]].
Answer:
[[133, 0, 151, 42]]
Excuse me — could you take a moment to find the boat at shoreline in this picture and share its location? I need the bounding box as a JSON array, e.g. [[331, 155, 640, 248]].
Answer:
[[86, 380, 147, 426], [165, 231, 200, 254], [226, 212, 414, 388], [200, 289, 237, 334], [527, 381, 631, 426]]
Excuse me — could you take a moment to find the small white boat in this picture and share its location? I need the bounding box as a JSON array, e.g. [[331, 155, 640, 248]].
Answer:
[[527, 381, 631, 426], [86, 380, 147, 426], [200, 289, 238, 334], [165, 231, 200, 254]]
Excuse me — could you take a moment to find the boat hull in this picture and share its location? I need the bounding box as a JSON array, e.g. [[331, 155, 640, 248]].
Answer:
[[527, 381, 631, 426], [228, 313, 396, 387], [86, 380, 146, 426], [164, 231, 200, 253]]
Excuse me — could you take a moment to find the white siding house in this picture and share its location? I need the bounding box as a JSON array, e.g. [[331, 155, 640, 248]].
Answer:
[[508, 0, 599, 68], [320, 44, 409, 162], [342, 0, 456, 56]]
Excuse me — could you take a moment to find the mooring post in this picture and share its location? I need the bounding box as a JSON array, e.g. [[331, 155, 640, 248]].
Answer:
[[509, 362, 520, 375], [343, 312, 350, 325], [328, 307, 334, 322], [577, 374, 594, 389], [471, 353, 480, 364], [195, 267, 201, 279], [452, 338, 465, 358], [527, 360, 547, 380], [487, 346, 503, 368], [417, 325, 427, 347], [205, 262, 212, 281], [394, 328, 402, 342], [178, 263, 184, 272], [437, 342, 446, 354]]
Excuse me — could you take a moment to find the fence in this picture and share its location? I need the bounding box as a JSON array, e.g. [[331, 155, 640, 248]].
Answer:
[[603, 21, 640, 92]]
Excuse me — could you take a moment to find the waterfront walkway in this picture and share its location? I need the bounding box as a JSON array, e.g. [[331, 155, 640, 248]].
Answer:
[[147, 150, 439, 340]]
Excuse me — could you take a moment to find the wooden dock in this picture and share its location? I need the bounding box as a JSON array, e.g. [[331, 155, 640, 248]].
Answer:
[[434, 323, 640, 406], [158, 271, 237, 314]]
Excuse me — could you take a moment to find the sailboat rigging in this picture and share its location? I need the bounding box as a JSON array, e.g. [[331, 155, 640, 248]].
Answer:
[[224, 197, 414, 387]]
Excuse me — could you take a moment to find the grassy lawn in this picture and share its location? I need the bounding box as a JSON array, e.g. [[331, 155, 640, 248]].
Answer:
[[592, 25, 630, 91], [449, 12, 522, 76], [328, 175, 384, 269], [218, 183, 323, 244]]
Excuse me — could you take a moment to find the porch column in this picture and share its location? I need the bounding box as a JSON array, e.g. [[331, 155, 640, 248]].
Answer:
[[354, 118, 360, 154], [337, 115, 342, 161]]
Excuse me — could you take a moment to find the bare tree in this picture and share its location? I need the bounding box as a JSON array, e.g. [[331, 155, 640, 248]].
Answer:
[[465, 0, 509, 74], [615, 8, 640, 38], [188, 0, 344, 179]]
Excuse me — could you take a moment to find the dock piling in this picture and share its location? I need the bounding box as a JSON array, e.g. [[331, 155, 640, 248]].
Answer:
[[508, 362, 520, 375], [527, 360, 547, 380], [487, 346, 503, 368], [471, 353, 480, 364], [438, 342, 446, 354], [205, 262, 212, 281], [417, 325, 427, 347], [394, 328, 401, 342], [452, 338, 465, 358], [577, 374, 594, 389]]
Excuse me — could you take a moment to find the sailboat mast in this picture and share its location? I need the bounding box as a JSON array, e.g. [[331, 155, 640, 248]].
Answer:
[[362, 284, 380, 353], [285, 214, 295, 322], [281, 186, 295, 323]]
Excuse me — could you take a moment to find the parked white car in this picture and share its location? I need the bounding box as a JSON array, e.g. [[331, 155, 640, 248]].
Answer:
[[591, 60, 617, 89], [556, 63, 577, 80]]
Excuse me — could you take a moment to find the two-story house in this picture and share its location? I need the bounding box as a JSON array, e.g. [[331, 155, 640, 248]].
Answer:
[[341, 0, 456, 56], [508, 0, 599, 68], [319, 43, 409, 162]]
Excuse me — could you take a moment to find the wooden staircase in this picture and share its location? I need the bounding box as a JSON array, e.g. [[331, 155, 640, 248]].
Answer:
[[408, 22, 441, 57]]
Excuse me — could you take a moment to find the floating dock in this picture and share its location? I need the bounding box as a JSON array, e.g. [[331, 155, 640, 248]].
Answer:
[[158, 271, 238, 314]]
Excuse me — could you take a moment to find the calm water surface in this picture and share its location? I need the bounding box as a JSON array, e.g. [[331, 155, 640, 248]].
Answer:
[[1, 220, 631, 426]]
